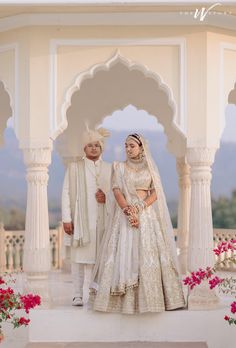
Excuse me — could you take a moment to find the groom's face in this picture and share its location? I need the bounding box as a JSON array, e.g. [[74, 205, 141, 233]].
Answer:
[[84, 141, 102, 161]]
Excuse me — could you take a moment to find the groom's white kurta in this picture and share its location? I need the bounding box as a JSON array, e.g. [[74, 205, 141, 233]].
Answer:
[[62, 157, 111, 264]]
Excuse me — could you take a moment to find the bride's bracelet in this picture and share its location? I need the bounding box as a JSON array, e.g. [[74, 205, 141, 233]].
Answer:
[[127, 212, 139, 227], [123, 201, 147, 216], [134, 200, 148, 213], [122, 206, 133, 215]]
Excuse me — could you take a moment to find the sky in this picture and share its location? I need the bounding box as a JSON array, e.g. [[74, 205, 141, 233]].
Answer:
[[101, 104, 236, 143], [6, 103, 236, 142], [221, 104, 236, 143]]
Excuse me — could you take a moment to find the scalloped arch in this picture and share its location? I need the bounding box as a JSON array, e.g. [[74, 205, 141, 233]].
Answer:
[[228, 82, 236, 104], [57, 51, 186, 157], [0, 79, 13, 147]]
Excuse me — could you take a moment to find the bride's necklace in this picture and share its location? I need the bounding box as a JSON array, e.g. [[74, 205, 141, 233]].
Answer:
[[125, 157, 147, 172]]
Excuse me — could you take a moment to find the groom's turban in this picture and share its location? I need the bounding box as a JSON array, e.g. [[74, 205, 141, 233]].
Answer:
[[82, 127, 110, 151]]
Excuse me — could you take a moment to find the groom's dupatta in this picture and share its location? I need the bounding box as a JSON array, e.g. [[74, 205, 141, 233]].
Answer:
[[64, 160, 90, 248]]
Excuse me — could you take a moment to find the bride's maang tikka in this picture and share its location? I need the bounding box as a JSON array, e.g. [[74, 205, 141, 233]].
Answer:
[[127, 133, 142, 146]]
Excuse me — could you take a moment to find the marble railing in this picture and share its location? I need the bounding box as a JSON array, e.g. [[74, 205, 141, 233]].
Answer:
[[0, 224, 235, 273], [213, 228, 236, 271], [0, 222, 64, 273]]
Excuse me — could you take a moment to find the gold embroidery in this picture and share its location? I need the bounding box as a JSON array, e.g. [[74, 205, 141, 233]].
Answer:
[[90, 204, 185, 314]]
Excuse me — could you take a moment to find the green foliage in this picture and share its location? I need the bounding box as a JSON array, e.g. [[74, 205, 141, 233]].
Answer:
[[1, 190, 236, 230], [212, 189, 236, 228], [0, 208, 25, 230], [0, 204, 61, 230], [171, 215, 177, 228]]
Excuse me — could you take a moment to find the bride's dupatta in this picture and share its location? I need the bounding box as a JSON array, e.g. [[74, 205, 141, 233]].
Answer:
[[91, 136, 180, 294]]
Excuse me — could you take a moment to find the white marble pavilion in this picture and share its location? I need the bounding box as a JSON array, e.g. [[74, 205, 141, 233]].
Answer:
[[0, 1, 236, 347]]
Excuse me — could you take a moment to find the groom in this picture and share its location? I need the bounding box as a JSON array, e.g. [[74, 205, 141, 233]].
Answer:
[[61, 127, 111, 306]]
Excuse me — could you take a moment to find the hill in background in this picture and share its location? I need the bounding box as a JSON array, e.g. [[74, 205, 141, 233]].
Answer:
[[0, 127, 235, 227]]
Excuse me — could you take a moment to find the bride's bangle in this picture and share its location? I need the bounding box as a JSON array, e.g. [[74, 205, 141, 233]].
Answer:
[[123, 206, 132, 215], [133, 201, 147, 214]]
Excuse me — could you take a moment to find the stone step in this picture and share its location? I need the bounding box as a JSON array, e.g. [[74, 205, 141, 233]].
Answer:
[[28, 306, 236, 348], [26, 343, 208, 348]]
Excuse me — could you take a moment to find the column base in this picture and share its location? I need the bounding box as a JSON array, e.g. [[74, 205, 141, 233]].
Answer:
[[24, 276, 52, 308], [23, 247, 51, 276], [26, 271, 49, 280], [187, 282, 220, 310]]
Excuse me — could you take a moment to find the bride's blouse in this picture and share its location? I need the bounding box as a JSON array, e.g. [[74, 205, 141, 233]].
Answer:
[[112, 160, 154, 193]]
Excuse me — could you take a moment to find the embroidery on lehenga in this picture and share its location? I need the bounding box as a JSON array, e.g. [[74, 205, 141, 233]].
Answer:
[[89, 135, 185, 314]]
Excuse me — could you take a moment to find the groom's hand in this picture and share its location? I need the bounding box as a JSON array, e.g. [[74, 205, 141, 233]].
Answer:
[[96, 189, 106, 204], [63, 222, 74, 235]]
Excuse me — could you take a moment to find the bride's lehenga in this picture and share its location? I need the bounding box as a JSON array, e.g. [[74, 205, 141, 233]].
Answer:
[[90, 138, 185, 314]]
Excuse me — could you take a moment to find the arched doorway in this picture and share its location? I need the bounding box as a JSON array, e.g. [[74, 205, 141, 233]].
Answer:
[[0, 80, 12, 147], [57, 52, 186, 158], [55, 52, 189, 273], [0, 80, 20, 273], [211, 84, 236, 229]]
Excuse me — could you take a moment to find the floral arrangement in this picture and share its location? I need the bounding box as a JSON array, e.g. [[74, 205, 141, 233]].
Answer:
[[183, 239, 236, 325], [0, 274, 41, 342]]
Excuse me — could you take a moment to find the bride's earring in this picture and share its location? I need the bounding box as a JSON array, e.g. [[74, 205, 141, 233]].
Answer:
[[138, 149, 144, 159]]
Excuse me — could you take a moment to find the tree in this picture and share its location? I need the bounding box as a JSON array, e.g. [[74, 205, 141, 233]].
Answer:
[[212, 190, 236, 228]]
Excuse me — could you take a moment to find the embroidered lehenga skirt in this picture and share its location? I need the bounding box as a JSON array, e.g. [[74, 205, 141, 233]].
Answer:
[[90, 203, 185, 314]]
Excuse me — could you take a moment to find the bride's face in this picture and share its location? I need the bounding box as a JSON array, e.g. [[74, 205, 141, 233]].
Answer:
[[125, 139, 141, 159]]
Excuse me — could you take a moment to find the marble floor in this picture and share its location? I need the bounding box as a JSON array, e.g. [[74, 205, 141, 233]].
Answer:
[[1, 270, 235, 348], [25, 343, 208, 347]]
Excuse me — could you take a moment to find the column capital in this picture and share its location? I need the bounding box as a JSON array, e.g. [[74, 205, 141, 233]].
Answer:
[[176, 157, 191, 184], [23, 147, 52, 168], [186, 147, 217, 166]]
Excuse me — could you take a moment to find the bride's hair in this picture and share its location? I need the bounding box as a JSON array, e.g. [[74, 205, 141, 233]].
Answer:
[[126, 133, 143, 146]]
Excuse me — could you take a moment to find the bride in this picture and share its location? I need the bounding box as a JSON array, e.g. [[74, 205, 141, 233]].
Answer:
[[90, 133, 185, 314]]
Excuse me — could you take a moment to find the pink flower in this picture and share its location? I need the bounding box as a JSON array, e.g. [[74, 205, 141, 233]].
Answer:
[[20, 294, 41, 314], [183, 241, 236, 326], [0, 275, 41, 338], [183, 267, 213, 289], [18, 317, 30, 326], [231, 301, 236, 314], [209, 276, 224, 289], [213, 239, 236, 256], [0, 287, 14, 295]]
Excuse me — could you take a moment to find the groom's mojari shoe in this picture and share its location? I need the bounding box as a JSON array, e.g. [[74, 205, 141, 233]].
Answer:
[[72, 297, 83, 306]]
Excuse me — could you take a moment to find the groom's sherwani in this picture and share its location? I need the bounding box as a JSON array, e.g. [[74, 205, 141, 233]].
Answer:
[[62, 157, 111, 264]]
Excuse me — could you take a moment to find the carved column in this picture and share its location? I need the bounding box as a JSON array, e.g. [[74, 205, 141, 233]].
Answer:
[[187, 147, 219, 309], [23, 146, 52, 279], [176, 157, 191, 275]]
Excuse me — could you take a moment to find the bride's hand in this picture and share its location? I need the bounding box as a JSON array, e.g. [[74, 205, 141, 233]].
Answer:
[[129, 215, 139, 228], [123, 205, 138, 216]]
